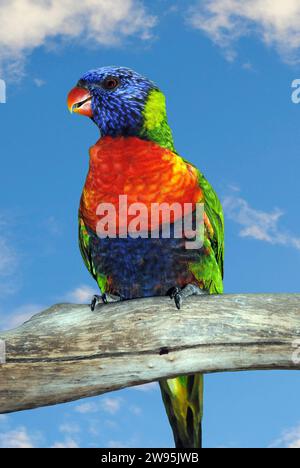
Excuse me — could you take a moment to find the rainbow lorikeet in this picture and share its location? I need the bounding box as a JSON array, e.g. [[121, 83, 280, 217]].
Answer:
[[67, 67, 224, 448]]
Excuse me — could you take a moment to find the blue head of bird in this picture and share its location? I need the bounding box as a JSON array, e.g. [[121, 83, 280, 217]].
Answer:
[[67, 66, 164, 138]]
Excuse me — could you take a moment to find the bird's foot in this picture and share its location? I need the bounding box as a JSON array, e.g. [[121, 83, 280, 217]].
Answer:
[[90, 293, 122, 311], [168, 284, 208, 310]]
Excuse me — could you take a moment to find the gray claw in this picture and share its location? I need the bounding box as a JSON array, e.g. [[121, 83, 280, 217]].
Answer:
[[102, 293, 109, 304], [168, 284, 208, 310], [168, 287, 180, 300], [91, 295, 101, 312], [174, 293, 182, 310]]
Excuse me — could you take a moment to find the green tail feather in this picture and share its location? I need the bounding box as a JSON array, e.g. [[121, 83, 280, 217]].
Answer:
[[159, 373, 203, 448]]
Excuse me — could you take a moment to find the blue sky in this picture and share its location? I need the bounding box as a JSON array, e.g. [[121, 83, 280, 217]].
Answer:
[[0, 0, 300, 448]]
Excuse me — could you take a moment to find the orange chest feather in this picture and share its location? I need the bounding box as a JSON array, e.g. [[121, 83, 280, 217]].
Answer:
[[80, 137, 203, 232]]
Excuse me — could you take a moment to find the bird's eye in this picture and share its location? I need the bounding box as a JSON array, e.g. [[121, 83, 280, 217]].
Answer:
[[102, 76, 120, 90]]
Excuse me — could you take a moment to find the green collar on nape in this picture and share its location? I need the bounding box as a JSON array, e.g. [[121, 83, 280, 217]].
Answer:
[[140, 89, 176, 152]]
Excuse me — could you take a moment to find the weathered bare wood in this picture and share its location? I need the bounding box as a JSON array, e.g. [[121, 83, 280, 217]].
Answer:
[[0, 294, 300, 414]]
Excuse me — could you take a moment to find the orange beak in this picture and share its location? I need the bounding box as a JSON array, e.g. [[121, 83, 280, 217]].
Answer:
[[67, 86, 93, 117]]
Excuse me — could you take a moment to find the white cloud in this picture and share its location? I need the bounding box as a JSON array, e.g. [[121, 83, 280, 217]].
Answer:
[[0, 216, 19, 298], [130, 405, 142, 416], [0, 427, 36, 448], [104, 420, 120, 431], [74, 402, 99, 414], [52, 438, 79, 448], [101, 397, 122, 415], [74, 397, 122, 415], [0, 304, 44, 331], [133, 382, 158, 392], [107, 440, 128, 448], [33, 78, 46, 87], [59, 423, 81, 435], [0, 236, 17, 278], [242, 61, 254, 71], [270, 424, 300, 448], [65, 285, 98, 304], [189, 0, 300, 63], [0, 0, 156, 78], [223, 194, 300, 250]]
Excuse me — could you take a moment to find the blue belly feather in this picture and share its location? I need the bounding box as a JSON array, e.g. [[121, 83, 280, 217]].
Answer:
[[87, 227, 201, 299]]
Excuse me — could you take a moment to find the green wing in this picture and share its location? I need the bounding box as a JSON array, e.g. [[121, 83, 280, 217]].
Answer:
[[188, 171, 224, 295], [79, 217, 108, 293], [201, 173, 224, 279]]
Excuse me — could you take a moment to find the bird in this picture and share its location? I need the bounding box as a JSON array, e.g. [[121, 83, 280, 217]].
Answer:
[[67, 66, 224, 448]]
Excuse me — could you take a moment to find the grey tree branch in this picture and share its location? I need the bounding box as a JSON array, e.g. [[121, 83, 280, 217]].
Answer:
[[0, 294, 300, 414]]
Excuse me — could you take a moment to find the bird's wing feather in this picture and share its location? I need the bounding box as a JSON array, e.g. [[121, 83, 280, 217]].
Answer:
[[79, 217, 108, 293], [79, 217, 97, 278], [200, 172, 224, 278], [187, 168, 224, 295]]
